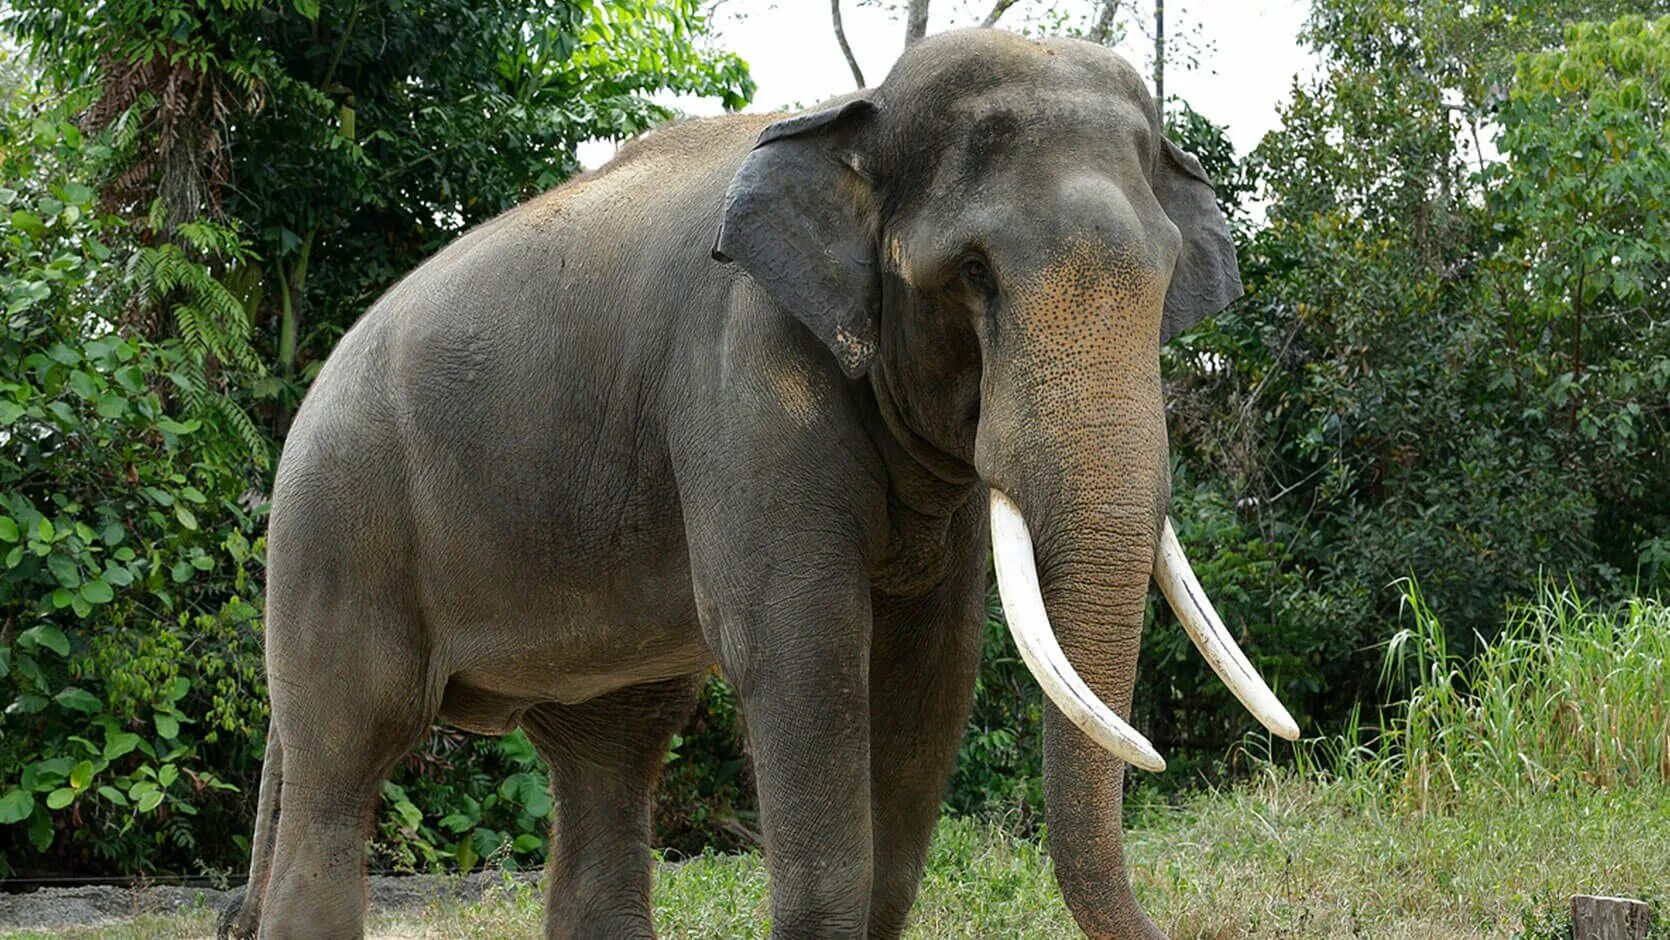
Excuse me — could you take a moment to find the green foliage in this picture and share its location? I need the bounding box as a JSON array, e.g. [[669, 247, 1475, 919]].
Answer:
[[1155, 1, 1670, 760], [0, 96, 269, 875], [656, 675, 756, 856], [369, 729, 555, 874]]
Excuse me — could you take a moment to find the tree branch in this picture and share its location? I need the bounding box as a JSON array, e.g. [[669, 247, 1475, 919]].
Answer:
[[1086, 0, 1121, 45], [981, 0, 1019, 27], [831, 0, 866, 88], [904, 0, 930, 47]]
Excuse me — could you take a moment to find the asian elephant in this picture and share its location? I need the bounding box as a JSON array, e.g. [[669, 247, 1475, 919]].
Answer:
[[221, 27, 1297, 940]]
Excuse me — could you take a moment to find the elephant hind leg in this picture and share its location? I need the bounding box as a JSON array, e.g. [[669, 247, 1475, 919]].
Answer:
[[218, 728, 284, 940], [257, 598, 442, 940], [521, 675, 702, 940]]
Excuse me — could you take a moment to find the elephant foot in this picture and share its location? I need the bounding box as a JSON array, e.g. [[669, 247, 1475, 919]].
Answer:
[[215, 885, 256, 940]]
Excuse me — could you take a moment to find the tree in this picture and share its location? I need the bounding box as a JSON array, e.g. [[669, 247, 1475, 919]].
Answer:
[[1151, 0, 1670, 757]]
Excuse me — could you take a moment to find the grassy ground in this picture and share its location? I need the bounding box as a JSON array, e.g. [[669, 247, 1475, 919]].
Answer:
[[11, 773, 1667, 939], [11, 588, 1667, 939]]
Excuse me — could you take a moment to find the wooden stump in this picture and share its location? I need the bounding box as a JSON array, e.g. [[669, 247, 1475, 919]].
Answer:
[[1571, 895, 1649, 940]]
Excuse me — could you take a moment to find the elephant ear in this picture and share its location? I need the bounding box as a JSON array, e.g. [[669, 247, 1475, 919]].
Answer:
[[713, 97, 881, 378], [1153, 136, 1243, 344]]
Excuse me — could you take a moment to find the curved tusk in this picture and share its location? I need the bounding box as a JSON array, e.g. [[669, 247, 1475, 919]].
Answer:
[[1154, 518, 1301, 741], [989, 489, 1166, 772]]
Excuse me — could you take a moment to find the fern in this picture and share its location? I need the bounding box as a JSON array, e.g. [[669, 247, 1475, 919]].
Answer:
[[122, 220, 269, 468]]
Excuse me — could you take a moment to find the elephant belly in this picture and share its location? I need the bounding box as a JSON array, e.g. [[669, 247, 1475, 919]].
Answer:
[[437, 632, 711, 735], [428, 552, 711, 733]]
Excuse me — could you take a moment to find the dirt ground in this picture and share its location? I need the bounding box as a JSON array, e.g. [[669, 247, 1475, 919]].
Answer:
[[0, 871, 540, 937]]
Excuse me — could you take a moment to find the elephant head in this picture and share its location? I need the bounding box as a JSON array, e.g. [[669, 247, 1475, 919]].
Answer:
[[714, 28, 1297, 937]]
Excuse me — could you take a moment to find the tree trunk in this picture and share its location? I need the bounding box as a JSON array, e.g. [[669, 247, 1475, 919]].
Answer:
[[904, 0, 930, 47], [831, 0, 866, 87], [1154, 0, 1165, 113]]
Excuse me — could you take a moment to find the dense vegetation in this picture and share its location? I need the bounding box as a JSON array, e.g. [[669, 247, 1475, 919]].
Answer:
[[0, 0, 1665, 890]]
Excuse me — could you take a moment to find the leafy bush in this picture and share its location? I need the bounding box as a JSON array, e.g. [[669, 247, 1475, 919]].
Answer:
[[1156, 3, 1670, 759], [0, 98, 270, 876]]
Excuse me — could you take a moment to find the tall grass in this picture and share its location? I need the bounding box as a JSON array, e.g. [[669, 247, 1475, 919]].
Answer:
[[1300, 581, 1670, 810]]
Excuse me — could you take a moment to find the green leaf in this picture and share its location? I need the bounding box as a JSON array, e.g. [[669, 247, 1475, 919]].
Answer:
[[0, 789, 33, 824], [393, 799, 423, 830], [155, 417, 198, 435], [97, 785, 129, 806], [7, 694, 48, 715], [27, 809, 52, 851], [155, 712, 180, 739], [174, 505, 198, 531], [0, 518, 18, 542], [62, 182, 95, 206], [96, 391, 127, 419], [68, 370, 99, 400], [104, 731, 141, 760], [36, 517, 54, 542], [439, 812, 475, 833], [0, 400, 21, 425], [10, 210, 45, 238], [47, 552, 79, 587], [20, 625, 70, 656], [79, 578, 114, 604], [69, 760, 95, 790], [136, 789, 164, 812], [455, 837, 478, 873], [54, 688, 103, 713], [45, 787, 76, 810]]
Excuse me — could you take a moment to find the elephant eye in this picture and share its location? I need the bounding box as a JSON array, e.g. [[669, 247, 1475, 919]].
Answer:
[[960, 256, 996, 295]]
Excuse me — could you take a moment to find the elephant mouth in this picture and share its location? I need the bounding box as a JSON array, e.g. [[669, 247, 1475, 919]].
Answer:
[[988, 489, 1300, 771]]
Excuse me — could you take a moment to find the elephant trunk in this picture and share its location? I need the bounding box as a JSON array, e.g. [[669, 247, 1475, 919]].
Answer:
[[979, 362, 1172, 936], [975, 238, 1295, 935]]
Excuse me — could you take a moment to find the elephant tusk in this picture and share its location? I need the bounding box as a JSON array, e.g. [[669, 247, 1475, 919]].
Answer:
[[989, 489, 1167, 773], [1154, 518, 1301, 741]]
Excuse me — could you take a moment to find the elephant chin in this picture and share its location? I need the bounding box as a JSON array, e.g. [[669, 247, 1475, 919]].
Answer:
[[986, 488, 1298, 773]]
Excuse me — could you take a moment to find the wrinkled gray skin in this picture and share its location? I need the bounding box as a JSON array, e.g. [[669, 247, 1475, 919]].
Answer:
[[221, 28, 1240, 940]]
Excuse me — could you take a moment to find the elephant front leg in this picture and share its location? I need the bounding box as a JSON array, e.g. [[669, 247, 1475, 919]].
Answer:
[[693, 547, 877, 938], [864, 533, 987, 938]]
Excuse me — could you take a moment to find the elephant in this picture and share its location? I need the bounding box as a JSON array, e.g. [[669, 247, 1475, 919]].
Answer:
[[220, 27, 1298, 940]]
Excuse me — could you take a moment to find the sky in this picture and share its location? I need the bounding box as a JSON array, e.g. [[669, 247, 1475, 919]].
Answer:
[[577, 0, 1318, 169]]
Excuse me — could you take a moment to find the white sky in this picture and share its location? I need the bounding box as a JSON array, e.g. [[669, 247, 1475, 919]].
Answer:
[[577, 0, 1317, 169]]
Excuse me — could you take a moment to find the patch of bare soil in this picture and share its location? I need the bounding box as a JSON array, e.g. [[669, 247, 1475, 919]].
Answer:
[[0, 871, 540, 936]]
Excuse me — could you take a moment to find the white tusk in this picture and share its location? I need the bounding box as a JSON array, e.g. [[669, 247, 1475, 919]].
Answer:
[[989, 489, 1167, 772], [1154, 518, 1301, 741]]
